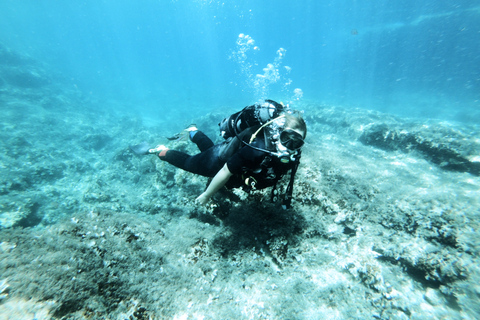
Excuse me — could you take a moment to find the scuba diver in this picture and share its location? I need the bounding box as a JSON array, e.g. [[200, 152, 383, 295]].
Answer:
[[130, 100, 307, 209]]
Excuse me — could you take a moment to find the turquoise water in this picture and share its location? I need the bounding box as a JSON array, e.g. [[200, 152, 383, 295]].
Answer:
[[1, 1, 480, 319], [1, 0, 478, 121]]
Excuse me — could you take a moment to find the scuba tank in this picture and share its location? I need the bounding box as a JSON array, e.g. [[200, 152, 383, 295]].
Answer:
[[218, 99, 292, 162], [219, 100, 285, 139]]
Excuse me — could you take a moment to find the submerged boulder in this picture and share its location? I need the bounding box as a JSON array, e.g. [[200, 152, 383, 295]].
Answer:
[[359, 123, 480, 176]]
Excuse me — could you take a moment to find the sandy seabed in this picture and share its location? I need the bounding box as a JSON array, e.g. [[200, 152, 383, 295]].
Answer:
[[1, 46, 479, 320]]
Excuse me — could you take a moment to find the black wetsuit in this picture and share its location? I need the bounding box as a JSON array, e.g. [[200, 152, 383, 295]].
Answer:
[[160, 130, 296, 191], [161, 131, 222, 177]]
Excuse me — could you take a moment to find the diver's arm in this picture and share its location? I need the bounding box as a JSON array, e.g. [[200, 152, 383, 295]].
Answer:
[[196, 164, 233, 205]]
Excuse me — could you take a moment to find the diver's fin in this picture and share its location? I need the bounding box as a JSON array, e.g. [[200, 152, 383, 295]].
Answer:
[[167, 124, 198, 141], [129, 141, 151, 155], [167, 133, 182, 141]]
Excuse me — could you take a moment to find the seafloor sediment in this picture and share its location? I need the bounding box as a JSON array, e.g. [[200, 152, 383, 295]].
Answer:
[[1, 46, 479, 319]]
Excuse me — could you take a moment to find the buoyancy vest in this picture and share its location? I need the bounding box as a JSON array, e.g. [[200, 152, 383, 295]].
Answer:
[[218, 125, 300, 209], [217, 127, 259, 162]]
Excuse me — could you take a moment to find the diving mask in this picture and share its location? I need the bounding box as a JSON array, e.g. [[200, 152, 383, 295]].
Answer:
[[279, 129, 304, 151]]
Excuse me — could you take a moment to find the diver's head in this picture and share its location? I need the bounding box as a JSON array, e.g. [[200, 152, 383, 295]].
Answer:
[[271, 113, 306, 163]]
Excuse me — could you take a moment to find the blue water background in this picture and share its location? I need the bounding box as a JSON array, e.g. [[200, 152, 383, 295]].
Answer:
[[0, 0, 479, 123]]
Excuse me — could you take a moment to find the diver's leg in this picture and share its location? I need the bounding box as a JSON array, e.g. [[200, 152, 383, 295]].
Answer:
[[190, 131, 214, 152], [159, 150, 190, 170], [159, 146, 223, 177]]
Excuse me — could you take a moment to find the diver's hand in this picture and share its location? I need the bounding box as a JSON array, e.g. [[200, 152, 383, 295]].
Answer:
[[195, 193, 210, 206]]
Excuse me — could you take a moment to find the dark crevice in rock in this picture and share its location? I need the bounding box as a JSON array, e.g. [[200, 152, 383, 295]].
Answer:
[[359, 124, 480, 176]]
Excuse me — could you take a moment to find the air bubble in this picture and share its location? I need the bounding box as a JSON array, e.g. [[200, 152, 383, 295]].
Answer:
[[231, 34, 302, 102]]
